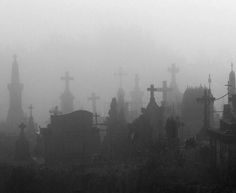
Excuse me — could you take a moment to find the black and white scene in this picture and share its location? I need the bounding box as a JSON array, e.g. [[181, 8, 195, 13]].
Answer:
[[0, 0, 236, 192]]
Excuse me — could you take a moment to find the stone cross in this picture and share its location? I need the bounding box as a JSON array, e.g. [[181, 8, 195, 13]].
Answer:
[[114, 67, 127, 88], [88, 92, 100, 114], [61, 71, 73, 90], [147, 84, 157, 100], [157, 81, 172, 104]]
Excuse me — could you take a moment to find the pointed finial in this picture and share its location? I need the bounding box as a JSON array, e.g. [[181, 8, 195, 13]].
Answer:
[[231, 62, 234, 71]]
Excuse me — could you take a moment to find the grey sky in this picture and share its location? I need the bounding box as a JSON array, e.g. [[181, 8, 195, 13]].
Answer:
[[0, 0, 235, 124]]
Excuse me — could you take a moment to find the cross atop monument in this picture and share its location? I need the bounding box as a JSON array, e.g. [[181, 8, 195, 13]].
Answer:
[[168, 63, 179, 85], [157, 81, 172, 104], [147, 84, 157, 100], [114, 67, 127, 88], [88, 92, 100, 114], [29, 104, 34, 118], [61, 71, 73, 90]]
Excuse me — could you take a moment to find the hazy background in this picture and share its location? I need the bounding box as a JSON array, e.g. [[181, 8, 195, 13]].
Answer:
[[0, 0, 235, 125]]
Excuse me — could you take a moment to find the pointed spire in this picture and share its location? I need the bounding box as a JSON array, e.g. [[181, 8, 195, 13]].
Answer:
[[11, 54, 20, 83], [231, 62, 234, 72]]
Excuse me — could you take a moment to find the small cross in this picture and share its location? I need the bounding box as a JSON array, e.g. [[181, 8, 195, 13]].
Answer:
[[157, 81, 172, 103], [114, 67, 127, 88], [147, 84, 157, 100], [61, 71, 74, 90], [88, 92, 100, 114]]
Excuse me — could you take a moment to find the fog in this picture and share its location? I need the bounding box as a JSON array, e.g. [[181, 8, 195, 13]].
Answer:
[[0, 0, 235, 124]]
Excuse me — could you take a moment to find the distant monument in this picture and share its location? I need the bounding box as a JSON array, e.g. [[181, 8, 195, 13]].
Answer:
[[182, 86, 206, 139], [130, 74, 144, 121], [197, 85, 215, 140], [146, 84, 163, 139], [102, 97, 129, 160], [129, 84, 163, 153], [167, 64, 182, 115], [6, 55, 24, 133], [40, 110, 100, 164], [60, 72, 74, 114]]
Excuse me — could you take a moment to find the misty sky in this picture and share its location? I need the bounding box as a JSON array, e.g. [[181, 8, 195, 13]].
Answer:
[[0, 0, 236, 125]]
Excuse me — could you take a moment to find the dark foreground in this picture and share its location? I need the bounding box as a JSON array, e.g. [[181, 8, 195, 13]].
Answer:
[[0, 149, 235, 193]]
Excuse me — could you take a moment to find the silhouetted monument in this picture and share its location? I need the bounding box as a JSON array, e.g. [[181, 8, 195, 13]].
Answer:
[[102, 97, 129, 160], [129, 84, 163, 154], [165, 117, 179, 148], [130, 74, 144, 121], [41, 110, 100, 164], [208, 66, 236, 169], [6, 55, 24, 133], [15, 123, 30, 161], [60, 72, 74, 114], [182, 85, 214, 139], [167, 64, 182, 115], [197, 78, 215, 140]]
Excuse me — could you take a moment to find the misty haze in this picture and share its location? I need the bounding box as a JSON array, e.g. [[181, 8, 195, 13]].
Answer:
[[0, 0, 236, 193]]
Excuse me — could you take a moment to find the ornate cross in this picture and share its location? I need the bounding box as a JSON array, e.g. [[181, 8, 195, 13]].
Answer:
[[147, 84, 157, 100], [114, 67, 127, 88], [157, 81, 172, 104], [61, 71, 73, 90]]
